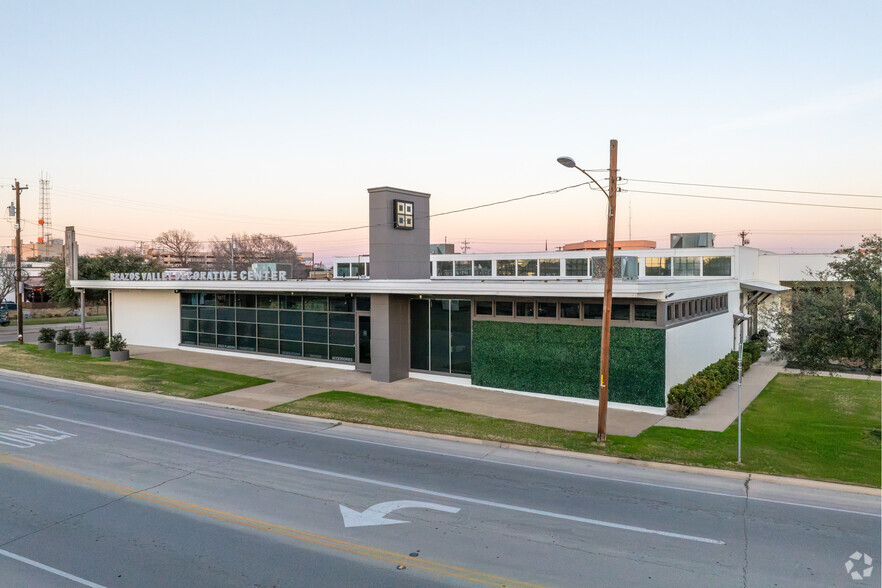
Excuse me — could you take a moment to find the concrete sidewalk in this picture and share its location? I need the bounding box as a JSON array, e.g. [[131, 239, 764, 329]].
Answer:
[[129, 345, 664, 437], [656, 354, 787, 432]]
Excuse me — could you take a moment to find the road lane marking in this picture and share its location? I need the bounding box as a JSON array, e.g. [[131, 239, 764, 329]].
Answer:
[[340, 500, 461, 527], [2, 381, 880, 518], [0, 403, 725, 544], [0, 424, 77, 448], [0, 547, 106, 588], [0, 455, 539, 588]]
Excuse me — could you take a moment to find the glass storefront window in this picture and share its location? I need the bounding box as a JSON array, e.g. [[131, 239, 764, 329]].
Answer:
[[455, 261, 472, 276], [635, 304, 657, 322], [644, 257, 672, 276], [235, 293, 256, 308], [565, 258, 588, 276], [560, 302, 580, 319], [474, 260, 492, 276], [673, 257, 700, 276], [436, 261, 453, 276], [703, 256, 732, 276], [475, 300, 493, 315], [516, 301, 535, 317], [410, 298, 471, 376], [257, 295, 279, 309], [495, 301, 513, 316], [611, 304, 631, 321], [497, 260, 515, 276], [336, 264, 351, 278], [585, 303, 603, 320], [517, 259, 537, 277], [304, 296, 328, 312], [181, 291, 355, 364], [537, 302, 557, 317], [280, 295, 302, 310], [539, 259, 560, 276]]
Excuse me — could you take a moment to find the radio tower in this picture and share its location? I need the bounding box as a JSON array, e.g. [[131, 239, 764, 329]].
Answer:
[[39, 172, 51, 245]]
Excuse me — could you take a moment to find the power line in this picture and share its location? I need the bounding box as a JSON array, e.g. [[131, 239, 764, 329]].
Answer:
[[625, 189, 881, 211], [626, 178, 881, 199], [43, 181, 594, 246]]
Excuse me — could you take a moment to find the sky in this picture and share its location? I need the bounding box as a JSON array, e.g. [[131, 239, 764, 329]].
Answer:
[[2, 0, 880, 263]]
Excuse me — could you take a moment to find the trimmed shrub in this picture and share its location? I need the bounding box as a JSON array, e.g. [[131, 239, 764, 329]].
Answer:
[[90, 330, 108, 350], [72, 329, 89, 346], [38, 328, 56, 344], [109, 333, 127, 352], [666, 343, 766, 417], [56, 328, 72, 345]]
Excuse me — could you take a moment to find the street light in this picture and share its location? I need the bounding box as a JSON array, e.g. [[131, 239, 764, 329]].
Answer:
[[733, 311, 751, 463], [557, 140, 618, 443]]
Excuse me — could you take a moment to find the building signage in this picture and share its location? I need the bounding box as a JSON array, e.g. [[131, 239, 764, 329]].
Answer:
[[109, 270, 288, 282], [393, 199, 414, 230]]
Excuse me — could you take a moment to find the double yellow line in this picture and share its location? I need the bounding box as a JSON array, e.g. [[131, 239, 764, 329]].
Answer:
[[1, 454, 541, 587]]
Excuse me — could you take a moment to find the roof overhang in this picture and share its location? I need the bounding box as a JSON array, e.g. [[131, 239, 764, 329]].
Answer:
[[72, 277, 738, 301], [740, 280, 789, 295]]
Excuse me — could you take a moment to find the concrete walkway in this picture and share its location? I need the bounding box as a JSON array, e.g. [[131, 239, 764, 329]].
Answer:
[[656, 354, 787, 432], [129, 345, 664, 437]]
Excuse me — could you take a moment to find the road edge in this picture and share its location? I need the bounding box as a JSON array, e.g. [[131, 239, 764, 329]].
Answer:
[[1, 368, 878, 497]]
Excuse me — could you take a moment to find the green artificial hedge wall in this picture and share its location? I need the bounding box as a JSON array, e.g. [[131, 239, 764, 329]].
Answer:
[[471, 321, 666, 407]]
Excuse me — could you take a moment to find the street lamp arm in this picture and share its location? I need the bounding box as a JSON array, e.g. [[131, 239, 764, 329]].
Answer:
[[571, 166, 610, 199]]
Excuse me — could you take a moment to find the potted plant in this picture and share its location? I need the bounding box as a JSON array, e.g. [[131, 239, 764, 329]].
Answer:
[[38, 327, 56, 350], [72, 328, 91, 356], [55, 328, 73, 353], [90, 330, 109, 358], [109, 333, 129, 362]]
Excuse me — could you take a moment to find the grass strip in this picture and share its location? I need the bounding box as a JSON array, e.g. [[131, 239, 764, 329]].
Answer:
[[270, 374, 881, 487], [5, 315, 108, 326], [0, 343, 271, 399]]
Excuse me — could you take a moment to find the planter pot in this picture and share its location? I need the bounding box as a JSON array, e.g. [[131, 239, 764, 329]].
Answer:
[[91, 348, 109, 358], [37, 342, 54, 350], [110, 349, 130, 362], [73, 345, 91, 356], [55, 344, 73, 353]]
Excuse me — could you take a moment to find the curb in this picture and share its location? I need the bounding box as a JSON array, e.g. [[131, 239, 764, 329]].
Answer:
[[0, 368, 878, 496]]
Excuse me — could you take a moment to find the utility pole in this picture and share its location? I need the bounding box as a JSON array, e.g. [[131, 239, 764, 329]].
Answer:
[[555, 139, 619, 444], [738, 230, 750, 246], [13, 180, 27, 344], [460, 238, 470, 254], [597, 140, 618, 443]]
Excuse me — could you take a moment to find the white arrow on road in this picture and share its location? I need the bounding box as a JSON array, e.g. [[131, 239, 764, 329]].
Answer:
[[340, 500, 460, 528]]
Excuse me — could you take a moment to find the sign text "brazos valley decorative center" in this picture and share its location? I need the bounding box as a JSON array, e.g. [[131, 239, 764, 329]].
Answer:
[[109, 270, 288, 281]]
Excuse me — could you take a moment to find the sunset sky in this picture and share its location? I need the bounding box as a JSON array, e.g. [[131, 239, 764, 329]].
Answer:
[[2, 1, 880, 263]]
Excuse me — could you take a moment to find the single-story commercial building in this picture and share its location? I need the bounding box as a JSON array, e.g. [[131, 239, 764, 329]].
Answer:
[[71, 187, 836, 414]]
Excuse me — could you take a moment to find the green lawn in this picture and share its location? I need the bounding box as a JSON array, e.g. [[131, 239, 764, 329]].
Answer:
[[0, 343, 271, 399], [270, 374, 881, 487], [5, 315, 108, 326]]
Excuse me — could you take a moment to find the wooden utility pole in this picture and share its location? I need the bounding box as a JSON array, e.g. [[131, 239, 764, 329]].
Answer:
[[597, 140, 618, 443], [13, 180, 27, 344]]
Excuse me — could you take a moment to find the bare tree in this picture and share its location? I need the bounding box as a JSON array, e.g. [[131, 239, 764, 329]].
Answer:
[[154, 229, 200, 268], [0, 247, 27, 302], [209, 233, 307, 277]]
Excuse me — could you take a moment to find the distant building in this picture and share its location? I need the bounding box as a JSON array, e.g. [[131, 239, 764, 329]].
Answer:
[[562, 239, 656, 251], [13, 239, 64, 261]]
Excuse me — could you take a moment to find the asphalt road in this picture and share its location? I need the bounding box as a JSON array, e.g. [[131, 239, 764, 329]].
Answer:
[[0, 373, 878, 587], [0, 321, 109, 344]]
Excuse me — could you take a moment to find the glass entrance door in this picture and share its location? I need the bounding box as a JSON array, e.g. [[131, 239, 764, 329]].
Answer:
[[356, 314, 371, 370]]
